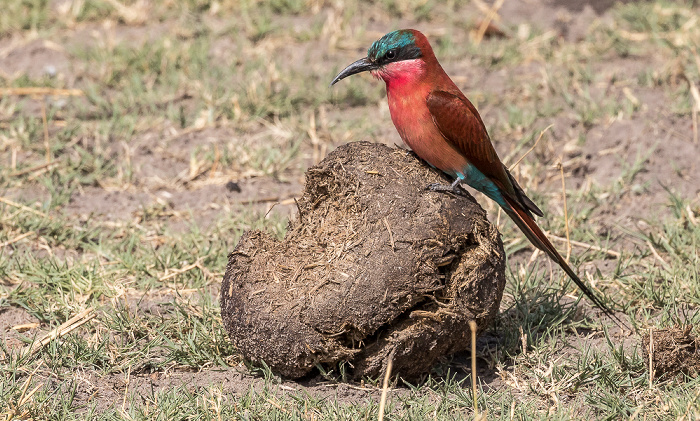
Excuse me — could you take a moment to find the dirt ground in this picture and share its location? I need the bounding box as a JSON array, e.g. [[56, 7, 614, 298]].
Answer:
[[1, 0, 699, 414]]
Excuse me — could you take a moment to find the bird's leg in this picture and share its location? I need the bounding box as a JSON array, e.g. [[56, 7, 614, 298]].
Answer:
[[427, 178, 470, 198]]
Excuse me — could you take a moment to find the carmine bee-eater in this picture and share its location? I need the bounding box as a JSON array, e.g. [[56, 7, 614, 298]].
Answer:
[[331, 29, 622, 324]]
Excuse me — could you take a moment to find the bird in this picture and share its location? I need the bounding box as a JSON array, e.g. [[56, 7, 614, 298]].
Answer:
[[331, 29, 623, 326]]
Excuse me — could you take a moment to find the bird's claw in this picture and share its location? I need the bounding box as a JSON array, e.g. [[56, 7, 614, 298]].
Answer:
[[427, 182, 449, 192], [426, 180, 469, 198]]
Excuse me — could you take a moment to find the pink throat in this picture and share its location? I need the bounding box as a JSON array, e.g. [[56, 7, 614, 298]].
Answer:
[[370, 59, 425, 91]]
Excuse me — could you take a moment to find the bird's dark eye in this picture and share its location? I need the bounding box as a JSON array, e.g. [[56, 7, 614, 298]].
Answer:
[[385, 49, 397, 60]]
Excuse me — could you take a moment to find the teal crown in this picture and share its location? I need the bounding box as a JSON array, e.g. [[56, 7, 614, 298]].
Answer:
[[368, 30, 417, 61]]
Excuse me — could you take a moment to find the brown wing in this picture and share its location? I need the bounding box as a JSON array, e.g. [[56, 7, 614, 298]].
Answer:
[[427, 90, 544, 216], [427, 90, 513, 195]]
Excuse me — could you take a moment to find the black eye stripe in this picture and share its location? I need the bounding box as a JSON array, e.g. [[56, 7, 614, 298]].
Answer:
[[375, 45, 421, 65]]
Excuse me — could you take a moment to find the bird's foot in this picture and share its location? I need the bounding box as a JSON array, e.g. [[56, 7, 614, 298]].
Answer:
[[427, 179, 469, 198]]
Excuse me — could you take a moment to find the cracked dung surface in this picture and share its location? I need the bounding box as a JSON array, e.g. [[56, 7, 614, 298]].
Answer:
[[220, 141, 506, 380]]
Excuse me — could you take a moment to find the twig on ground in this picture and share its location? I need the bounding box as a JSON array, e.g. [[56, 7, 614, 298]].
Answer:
[[508, 124, 553, 171], [266, 398, 289, 414], [469, 320, 479, 416], [687, 204, 698, 226], [648, 327, 654, 386], [0, 231, 35, 249], [9, 161, 59, 177], [26, 308, 95, 355], [377, 353, 394, 421], [471, 0, 504, 45], [158, 258, 205, 282], [41, 100, 51, 164], [547, 234, 621, 258], [237, 196, 299, 206], [121, 367, 131, 413], [646, 240, 670, 270], [11, 323, 40, 333], [558, 162, 572, 262], [0, 197, 51, 219]]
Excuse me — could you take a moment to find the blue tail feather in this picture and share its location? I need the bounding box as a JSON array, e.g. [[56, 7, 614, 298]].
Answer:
[[456, 164, 508, 208]]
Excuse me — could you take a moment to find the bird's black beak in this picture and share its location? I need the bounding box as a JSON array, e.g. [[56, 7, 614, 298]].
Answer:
[[330, 57, 377, 86]]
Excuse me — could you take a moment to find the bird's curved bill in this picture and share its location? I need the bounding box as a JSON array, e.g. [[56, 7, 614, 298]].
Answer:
[[330, 57, 377, 86]]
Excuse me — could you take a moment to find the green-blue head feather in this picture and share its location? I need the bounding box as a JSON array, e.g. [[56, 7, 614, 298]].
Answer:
[[368, 30, 422, 63]]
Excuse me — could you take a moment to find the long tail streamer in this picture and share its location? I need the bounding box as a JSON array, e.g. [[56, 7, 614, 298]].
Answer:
[[502, 195, 628, 329]]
